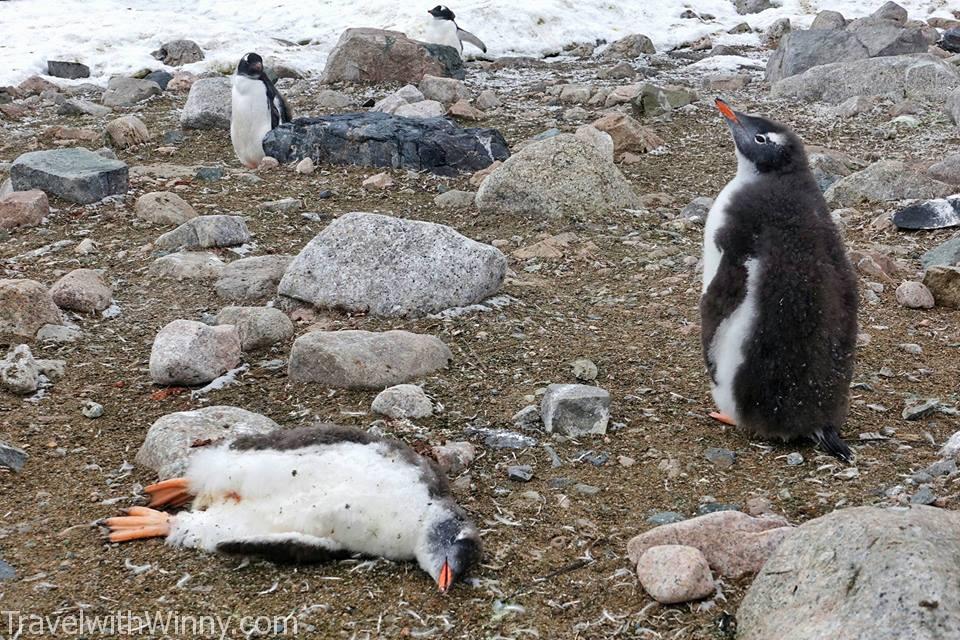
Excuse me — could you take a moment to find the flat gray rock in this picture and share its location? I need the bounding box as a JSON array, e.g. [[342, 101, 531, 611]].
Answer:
[[288, 329, 451, 389], [738, 506, 960, 640], [0, 441, 28, 472], [215, 254, 292, 302], [921, 237, 960, 269], [101, 77, 161, 107], [136, 406, 278, 479], [893, 197, 960, 230], [149, 319, 242, 386], [0, 279, 64, 338], [765, 30, 869, 83], [180, 77, 231, 130], [155, 215, 250, 251], [150, 251, 226, 281], [279, 212, 506, 318], [215, 306, 294, 351], [10, 148, 128, 204], [824, 160, 953, 207], [772, 54, 960, 104]]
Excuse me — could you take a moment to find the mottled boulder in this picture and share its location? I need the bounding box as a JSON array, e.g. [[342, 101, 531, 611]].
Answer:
[[263, 112, 509, 176], [151, 40, 204, 66], [541, 383, 611, 436], [627, 511, 793, 579], [737, 506, 960, 640], [922, 266, 960, 308], [772, 54, 960, 104], [371, 384, 434, 419], [215, 306, 294, 351], [105, 115, 150, 148], [0, 344, 40, 395], [150, 252, 226, 281], [10, 148, 128, 204], [824, 160, 953, 207], [101, 77, 161, 107], [154, 215, 250, 251], [0, 279, 64, 338], [475, 134, 641, 218], [0, 190, 48, 229], [921, 237, 960, 269], [279, 212, 506, 317], [600, 33, 656, 59], [766, 30, 869, 83], [591, 113, 664, 159], [149, 319, 242, 386], [136, 406, 278, 479], [215, 254, 292, 302], [846, 17, 928, 57], [180, 77, 231, 130], [49, 269, 112, 313], [810, 10, 847, 30], [321, 28, 464, 84], [135, 191, 197, 225], [288, 330, 451, 389], [636, 545, 715, 604], [419, 75, 470, 105], [631, 83, 698, 117]]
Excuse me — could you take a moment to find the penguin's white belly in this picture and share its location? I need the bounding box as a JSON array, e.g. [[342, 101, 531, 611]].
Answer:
[[708, 258, 762, 421], [230, 76, 272, 168], [169, 443, 433, 560], [702, 163, 755, 293], [426, 19, 462, 52]]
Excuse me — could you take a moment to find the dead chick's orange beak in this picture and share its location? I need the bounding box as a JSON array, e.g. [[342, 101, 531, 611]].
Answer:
[[438, 559, 454, 594], [715, 98, 739, 124]]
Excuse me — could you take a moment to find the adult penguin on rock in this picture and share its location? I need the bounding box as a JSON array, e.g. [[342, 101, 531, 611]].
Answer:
[[700, 99, 859, 462]]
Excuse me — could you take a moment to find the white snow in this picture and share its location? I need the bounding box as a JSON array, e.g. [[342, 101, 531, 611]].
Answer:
[[0, 0, 953, 87]]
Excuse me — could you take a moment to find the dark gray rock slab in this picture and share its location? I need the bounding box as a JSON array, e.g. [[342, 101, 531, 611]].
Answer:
[[10, 148, 128, 204], [0, 441, 27, 472], [47, 60, 90, 79], [263, 112, 509, 176], [892, 197, 960, 230]]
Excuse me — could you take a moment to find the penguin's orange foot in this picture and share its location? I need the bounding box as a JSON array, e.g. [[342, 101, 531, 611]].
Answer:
[[145, 477, 192, 509], [105, 506, 171, 542], [709, 411, 737, 426]]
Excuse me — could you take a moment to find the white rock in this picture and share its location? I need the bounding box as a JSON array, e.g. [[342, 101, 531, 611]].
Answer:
[[149, 319, 242, 386], [371, 384, 433, 419]]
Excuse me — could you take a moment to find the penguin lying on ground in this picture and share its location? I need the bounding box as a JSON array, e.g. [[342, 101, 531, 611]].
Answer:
[[426, 5, 487, 55], [700, 99, 859, 462], [230, 52, 291, 169], [104, 424, 481, 593]]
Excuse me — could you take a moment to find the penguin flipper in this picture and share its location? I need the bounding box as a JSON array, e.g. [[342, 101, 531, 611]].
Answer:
[[217, 533, 351, 564], [814, 427, 853, 463], [456, 27, 487, 53], [700, 256, 750, 384]]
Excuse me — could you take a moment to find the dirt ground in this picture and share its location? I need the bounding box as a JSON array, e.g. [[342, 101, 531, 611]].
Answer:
[[1, 48, 959, 640]]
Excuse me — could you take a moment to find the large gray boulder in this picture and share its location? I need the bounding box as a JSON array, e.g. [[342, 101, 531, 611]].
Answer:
[[321, 28, 464, 84], [180, 77, 231, 130], [737, 506, 960, 640], [846, 17, 928, 57], [475, 134, 641, 218], [771, 54, 960, 104], [215, 254, 292, 302], [154, 215, 251, 251], [263, 112, 509, 176], [824, 160, 953, 207], [136, 406, 279, 479], [101, 77, 162, 107], [765, 31, 869, 83], [10, 148, 128, 204], [288, 330, 451, 389], [149, 319, 242, 386], [279, 212, 506, 318]]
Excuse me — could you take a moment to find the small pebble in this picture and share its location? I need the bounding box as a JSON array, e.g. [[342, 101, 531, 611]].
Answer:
[[910, 486, 936, 505], [570, 358, 598, 381], [646, 511, 685, 526], [573, 483, 600, 495], [696, 502, 739, 516], [82, 401, 104, 419], [704, 447, 736, 468], [786, 452, 804, 466], [507, 465, 534, 482]]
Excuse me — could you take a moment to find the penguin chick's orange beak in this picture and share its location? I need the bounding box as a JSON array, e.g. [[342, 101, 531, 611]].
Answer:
[[438, 559, 454, 594], [715, 99, 739, 124]]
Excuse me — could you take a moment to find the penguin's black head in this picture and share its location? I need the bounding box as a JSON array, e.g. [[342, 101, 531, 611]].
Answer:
[[715, 98, 808, 174], [429, 5, 456, 20], [237, 52, 264, 78], [423, 507, 481, 594]]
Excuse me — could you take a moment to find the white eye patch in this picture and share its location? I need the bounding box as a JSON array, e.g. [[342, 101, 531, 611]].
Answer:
[[766, 132, 787, 145]]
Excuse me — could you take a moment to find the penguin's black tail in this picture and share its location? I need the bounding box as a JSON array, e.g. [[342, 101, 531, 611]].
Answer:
[[814, 427, 853, 463]]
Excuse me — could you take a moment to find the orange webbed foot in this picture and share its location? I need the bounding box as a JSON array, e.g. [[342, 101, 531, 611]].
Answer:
[[708, 411, 737, 426], [145, 477, 193, 508], [105, 506, 172, 542]]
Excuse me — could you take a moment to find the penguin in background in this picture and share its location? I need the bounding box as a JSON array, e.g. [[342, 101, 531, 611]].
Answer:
[[103, 424, 481, 593], [230, 52, 291, 169], [426, 5, 487, 56], [700, 99, 859, 462]]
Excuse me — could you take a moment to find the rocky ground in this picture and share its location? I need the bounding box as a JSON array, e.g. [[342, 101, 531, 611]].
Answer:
[[2, 10, 960, 640]]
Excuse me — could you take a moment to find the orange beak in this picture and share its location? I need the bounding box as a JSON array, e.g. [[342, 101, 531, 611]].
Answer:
[[438, 559, 454, 594], [715, 98, 739, 124]]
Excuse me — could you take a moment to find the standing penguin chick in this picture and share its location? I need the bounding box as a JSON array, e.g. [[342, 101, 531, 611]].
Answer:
[[426, 5, 487, 55], [230, 52, 291, 169], [700, 99, 858, 461], [104, 425, 481, 593]]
